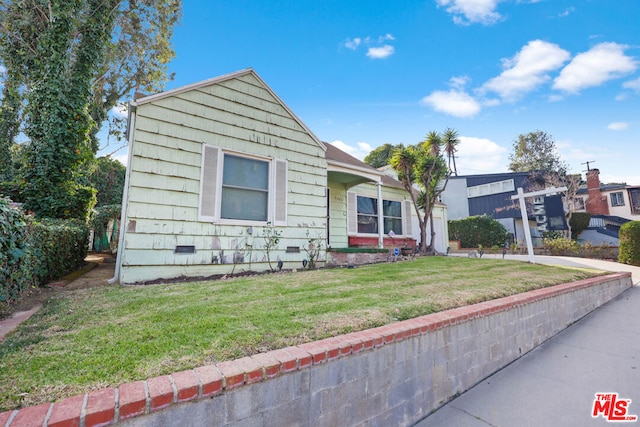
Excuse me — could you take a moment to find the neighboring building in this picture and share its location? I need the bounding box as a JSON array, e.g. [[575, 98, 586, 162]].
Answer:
[[573, 168, 637, 245], [113, 69, 446, 284], [575, 168, 640, 221], [440, 172, 548, 247]]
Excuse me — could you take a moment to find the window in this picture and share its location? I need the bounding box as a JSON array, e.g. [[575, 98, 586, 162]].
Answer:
[[610, 192, 625, 207], [199, 146, 288, 224], [630, 189, 640, 215], [356, 196, 402, 235], [221, 154, 269, 221], [467, 179, 515, 198]]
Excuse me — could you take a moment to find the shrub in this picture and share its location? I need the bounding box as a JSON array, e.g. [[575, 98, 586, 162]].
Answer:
[[26, 218, 90, 283], [0, 198, 32, 302], [569, 212, 591, 240], [0, 197, 89, 304], [543, 237, 579, 256], [448, 215, 510, 248], [619, 221, 640, 266]]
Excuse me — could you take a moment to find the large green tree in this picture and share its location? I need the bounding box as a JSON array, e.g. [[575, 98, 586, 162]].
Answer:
[[364, 143, 403, 168], [88, 156, 126, 207], [0, 0, 181, 218], [508, 130, 567, 175], [390, 130, 452, 254]]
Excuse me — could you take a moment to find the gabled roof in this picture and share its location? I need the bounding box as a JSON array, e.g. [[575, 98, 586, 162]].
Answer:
[[323, 142, 382, 185], [323, 142, 411, 191], [130, 68, 326, 152]]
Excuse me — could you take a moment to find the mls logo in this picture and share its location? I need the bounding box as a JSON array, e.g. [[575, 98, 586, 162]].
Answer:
[[592, 393, 638, 422]]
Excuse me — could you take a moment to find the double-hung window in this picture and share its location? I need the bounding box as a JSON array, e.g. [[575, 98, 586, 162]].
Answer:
[[221, 154, 269, 221], [610, 192, 625, 207], [355, 196, 403, 235], [199, 145, 288, 225]]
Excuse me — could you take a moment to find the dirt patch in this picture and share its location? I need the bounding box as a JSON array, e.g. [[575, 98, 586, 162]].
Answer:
[[0, 253, 116, 321]]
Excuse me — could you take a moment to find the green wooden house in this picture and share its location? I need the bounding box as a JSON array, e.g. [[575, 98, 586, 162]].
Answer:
[[112, 69, 447, 284]]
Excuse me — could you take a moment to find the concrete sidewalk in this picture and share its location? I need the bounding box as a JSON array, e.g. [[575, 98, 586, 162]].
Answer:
[[416, 256, 640, 427]]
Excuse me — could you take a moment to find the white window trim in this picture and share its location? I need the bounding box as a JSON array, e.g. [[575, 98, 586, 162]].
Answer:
[[199, 145, 288, 226], [348, 192, 408, 237], [467, 179, 515, 198], [610, 191, 625, 207]]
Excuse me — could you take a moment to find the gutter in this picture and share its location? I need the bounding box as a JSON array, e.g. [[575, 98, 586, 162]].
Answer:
[[108, 101, 137, 284]]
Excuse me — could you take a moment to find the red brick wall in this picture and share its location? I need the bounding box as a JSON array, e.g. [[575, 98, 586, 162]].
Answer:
[[348, 236, 416, 249], [585, 169, 609, 215]]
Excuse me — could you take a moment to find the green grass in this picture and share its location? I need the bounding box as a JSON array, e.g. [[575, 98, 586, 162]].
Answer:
[[0, 256, 599, 410]]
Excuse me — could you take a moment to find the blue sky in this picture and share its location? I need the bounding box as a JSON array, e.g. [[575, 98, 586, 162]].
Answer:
[[108, 0, 640, 185]]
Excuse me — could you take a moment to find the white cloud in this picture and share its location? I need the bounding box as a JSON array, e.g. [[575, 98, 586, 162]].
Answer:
[[607, 122, 629, 131], [112, 152, 129, 166], [436, 0, 505, 25], [344, 34, 396, 59], [553, 42, 638, 93], [329, 140, 372, 161], [455, 136, 507, 173], [623, 76, 640, 92], [366, 45, 395, 59], [110, 102, 128, 118], [450, 75, 471, 89], [557, 7, 575, 17], [344, 37, 361, 50], [422, 89, 481, 118], [481, 40, 570, 101]]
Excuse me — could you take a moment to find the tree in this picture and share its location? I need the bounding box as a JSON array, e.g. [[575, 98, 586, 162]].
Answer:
[[390, 130, 453, 254], [508, 130, 567, 175], [0, 0, 181, 153], [87, 157, 126, 207], [88, 0, 181, 152], [0, 0, 181, 218], [443, 127, 460, 176], [364, 143, 403, 168]]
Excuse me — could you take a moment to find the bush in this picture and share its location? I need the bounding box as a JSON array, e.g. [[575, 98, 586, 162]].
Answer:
[[569, 212, 591, 240], [0, 198, 32, 302], [0, 197, 89, 304], [448, 215, 510, 249], [24, 181, 97, 221], [543, 237, 579, 256], [619, 221, 640, 266]]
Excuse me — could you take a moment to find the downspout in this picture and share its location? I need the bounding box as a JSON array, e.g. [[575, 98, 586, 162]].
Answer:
[[377, 182, 384, 248], [108, 102, 137, 284]]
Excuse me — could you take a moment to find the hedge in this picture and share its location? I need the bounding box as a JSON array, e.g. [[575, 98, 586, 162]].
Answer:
[[0, 197, 89, 303], [619, 221, 640, 266], [448, 215, 510, 249], [569, 212, 591, 240]]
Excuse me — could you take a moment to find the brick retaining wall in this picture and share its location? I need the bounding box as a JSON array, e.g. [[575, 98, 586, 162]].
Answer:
[[1, 272, 632, 427]]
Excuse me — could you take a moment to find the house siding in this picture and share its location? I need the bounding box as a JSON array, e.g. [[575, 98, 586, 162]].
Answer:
[[120, 72, 327, 283], [327, 182, 348, 249]]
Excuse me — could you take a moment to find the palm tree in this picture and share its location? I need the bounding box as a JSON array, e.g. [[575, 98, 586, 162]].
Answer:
[[424, 131, 442, 157], [443, 127, 460, 176]]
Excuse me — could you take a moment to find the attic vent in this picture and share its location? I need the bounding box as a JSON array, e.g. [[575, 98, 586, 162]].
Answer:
[[175, 245, 196, 254], [286, 246, 300, 253]]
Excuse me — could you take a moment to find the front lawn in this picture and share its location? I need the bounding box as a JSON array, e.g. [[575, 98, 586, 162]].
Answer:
[[0, 256, 598, 410]]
